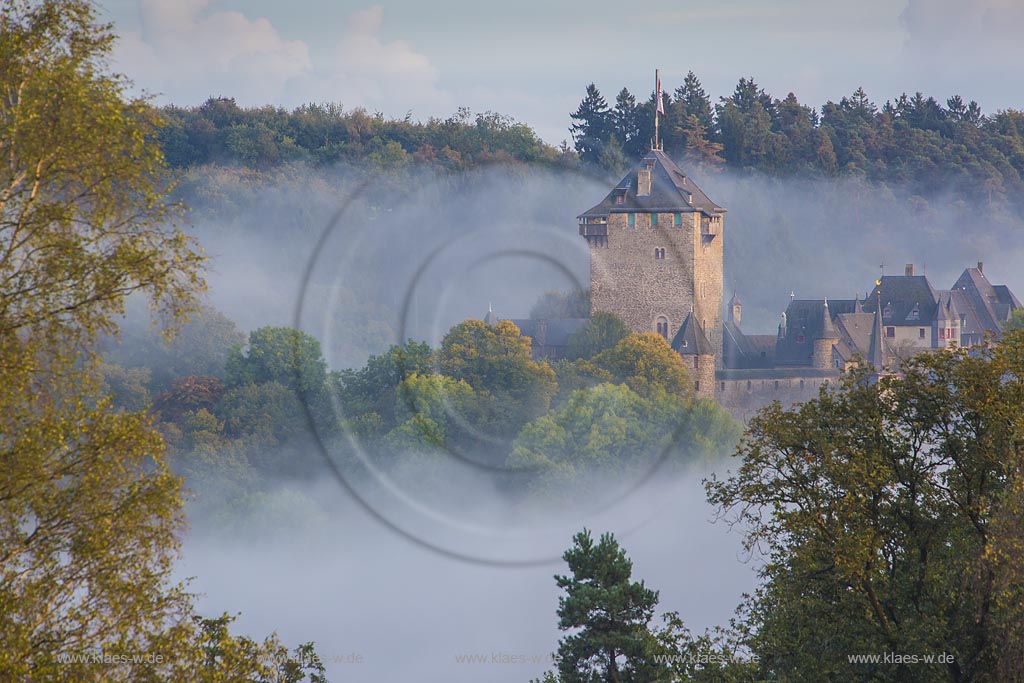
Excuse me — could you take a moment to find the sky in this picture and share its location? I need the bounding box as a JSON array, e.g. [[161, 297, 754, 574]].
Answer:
[[99, 0, 1024, 144]]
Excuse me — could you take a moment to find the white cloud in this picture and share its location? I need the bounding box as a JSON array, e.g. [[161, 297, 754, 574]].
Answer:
[[295, 6, 450, 115], [900, 0, 1024, 71], [112, 2, 448, 116], [115, 0, 312, 104]]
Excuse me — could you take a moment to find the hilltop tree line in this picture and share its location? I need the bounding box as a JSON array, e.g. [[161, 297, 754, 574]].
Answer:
[[571, 73, 1024, 213], [157, 100, 571, 170]]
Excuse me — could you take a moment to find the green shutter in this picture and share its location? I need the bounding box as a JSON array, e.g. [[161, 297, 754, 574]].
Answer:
[[651, 213, 658, 227], [628, 213, 635, 228], [674, 213, 681, 226]]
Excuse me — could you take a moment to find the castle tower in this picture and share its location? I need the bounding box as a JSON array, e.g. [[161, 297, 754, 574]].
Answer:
[[671, 311, 716, 400], [578, 150, 725, 360], [812, 298, 839, 369]]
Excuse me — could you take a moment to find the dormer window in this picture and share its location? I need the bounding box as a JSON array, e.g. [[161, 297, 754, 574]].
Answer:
[[906, 303, 920, 321], [883, 303, 893, 319], [615, 194, 624, 205]]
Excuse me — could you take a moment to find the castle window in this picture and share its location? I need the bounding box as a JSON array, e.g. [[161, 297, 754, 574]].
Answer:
[[720, 381, 725, 391], [615, 194, 624, 205], [883, 304, 892, 319], [747, 380, 752, 391], [693, 356, 699, 369], [651, 213, 658, 227], [800, 379, 805, 389], [628, 213, 635, 228], [919, 328, 925, 339], [774, 381, 779, 390], [674, 213, 682, 227], [907, 304, 920, 321], [656, 316, 669, 339], [886, 326, 896, 338], [654, 248, 666, 260], [694, 381, 700, 392], [796, 334, 806, 344]]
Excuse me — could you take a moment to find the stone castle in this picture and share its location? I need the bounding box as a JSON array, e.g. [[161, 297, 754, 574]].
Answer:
[[503, 150, 1021, 419]]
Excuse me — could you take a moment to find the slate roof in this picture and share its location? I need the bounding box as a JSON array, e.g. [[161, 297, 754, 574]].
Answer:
[[950, 267, 1021, 339], [578, 149, 723, 218], [506, 318, 587, 349], [671, 311, 714, 356], [863, 275, 939, 326], [723, 322, 775, 369], [775, 299, 857, 366], [833, 312, 877, 362]]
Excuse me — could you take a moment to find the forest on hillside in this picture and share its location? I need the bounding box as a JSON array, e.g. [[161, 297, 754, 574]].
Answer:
[[156, 73, 1024, 221]]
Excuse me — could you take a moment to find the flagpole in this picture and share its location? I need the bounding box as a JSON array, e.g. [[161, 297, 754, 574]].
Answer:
[[654, 68, 660, 151]]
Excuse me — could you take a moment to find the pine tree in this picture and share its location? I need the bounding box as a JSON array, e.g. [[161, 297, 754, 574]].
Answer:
[[612, 88, 642, 158], [570, 84, 613, 166], [680, 114, 725, 173], [554, 530, 666, 683]]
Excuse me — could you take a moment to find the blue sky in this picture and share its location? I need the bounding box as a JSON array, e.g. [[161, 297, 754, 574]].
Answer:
[[100, 0, 1024, 144]]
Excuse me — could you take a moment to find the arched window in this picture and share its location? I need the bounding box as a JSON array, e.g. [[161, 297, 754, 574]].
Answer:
[[656, 316, 669, 338]]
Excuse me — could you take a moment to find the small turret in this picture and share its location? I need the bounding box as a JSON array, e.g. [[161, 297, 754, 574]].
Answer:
[[813, 298, 839, 369], [729, 291, 742, 328], [484, 303, 497, 326], [854, 294, 863, 314], [778, 311, 787, 339], [671, 311, 715, 400]]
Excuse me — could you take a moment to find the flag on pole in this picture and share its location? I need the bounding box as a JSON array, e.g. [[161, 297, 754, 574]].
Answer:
[[656, 70, 665, 116]]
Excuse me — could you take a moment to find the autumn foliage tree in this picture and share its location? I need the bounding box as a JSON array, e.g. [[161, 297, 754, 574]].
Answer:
[[708, 331, 1024, 682], [0, 2, 324, 680]]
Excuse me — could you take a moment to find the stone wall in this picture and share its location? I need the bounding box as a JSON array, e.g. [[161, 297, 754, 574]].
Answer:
[[714, 368, 840, 421]]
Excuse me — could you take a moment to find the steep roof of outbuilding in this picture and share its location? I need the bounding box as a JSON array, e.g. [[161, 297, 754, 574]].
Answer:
[[951, 267, 1021, 337], [578, 149, 723, 218], [671, 311, 714, 356]]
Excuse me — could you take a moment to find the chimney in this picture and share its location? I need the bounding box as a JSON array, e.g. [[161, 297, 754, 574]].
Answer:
[[637, 169, 651, 196], [977, 260, 984, 273], [905, 263, 914, 276]]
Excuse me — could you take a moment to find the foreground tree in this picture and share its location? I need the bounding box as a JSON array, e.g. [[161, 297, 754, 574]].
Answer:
[[708, 332, 1024, 682], [553, 530, 667, 683], [0, 2, 325, 679]]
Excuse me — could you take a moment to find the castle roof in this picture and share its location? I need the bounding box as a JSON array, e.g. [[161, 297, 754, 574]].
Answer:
[[578, 149, 723, 218], [863, 275, 939, 326], [671, 311, 714, 356], [775, 299, 857, 366], [819, 299, 838, 340], [950, 266, 1021, 338], [723, 322, 775, 369]]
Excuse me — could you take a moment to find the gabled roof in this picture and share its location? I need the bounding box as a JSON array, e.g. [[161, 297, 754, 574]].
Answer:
[[671, 311, 714, 356], [578, 149, 723, 218], [863, 275, 939, 326], [723, 322, 775, 369], [951, 267, 1021, 338]]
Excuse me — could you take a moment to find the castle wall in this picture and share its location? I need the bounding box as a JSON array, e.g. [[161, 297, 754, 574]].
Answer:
[[714, 369, 839, 422]]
